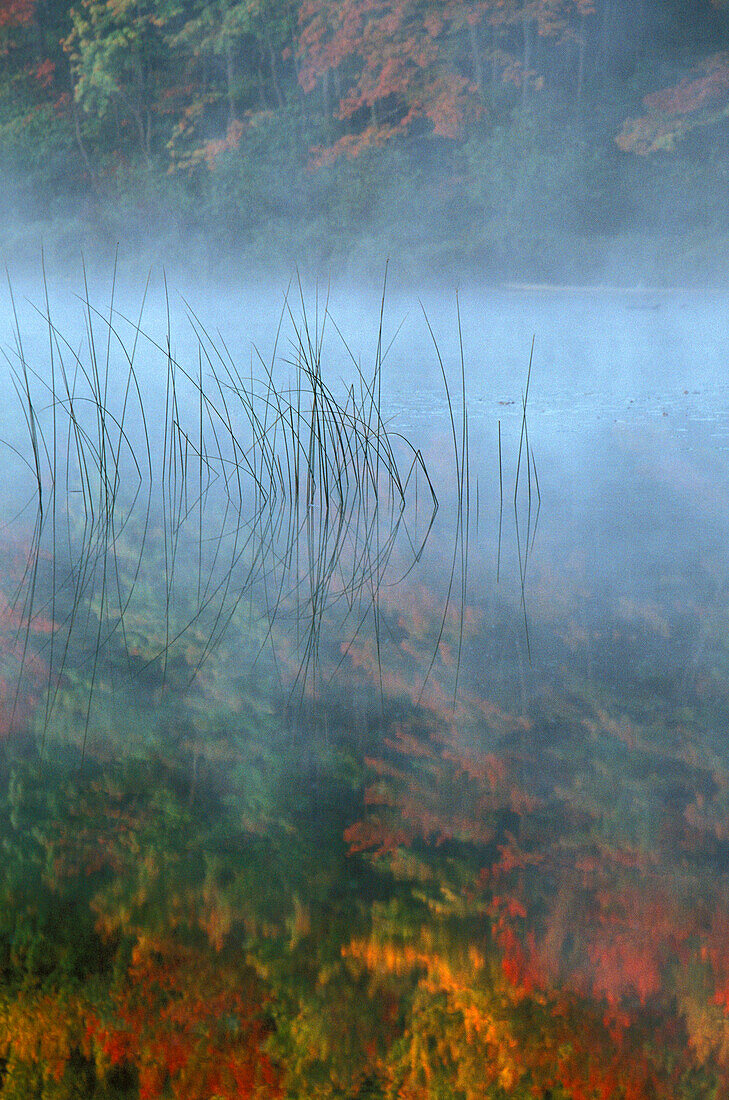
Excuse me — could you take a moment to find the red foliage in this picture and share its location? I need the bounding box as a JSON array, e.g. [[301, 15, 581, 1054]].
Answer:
[[0, 0, 34, 27], [31, 57, 55, 87], [344, 708, 534, 857], [90, 935, 281, 1100], [298, 1, 495, 161], [644, 52, 729, 116]]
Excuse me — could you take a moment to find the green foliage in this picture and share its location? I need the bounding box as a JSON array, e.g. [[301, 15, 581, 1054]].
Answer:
[[0, 0, 724, 276]]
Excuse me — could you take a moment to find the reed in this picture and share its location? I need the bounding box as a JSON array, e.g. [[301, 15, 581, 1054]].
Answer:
[[2, 269, 478, 753]]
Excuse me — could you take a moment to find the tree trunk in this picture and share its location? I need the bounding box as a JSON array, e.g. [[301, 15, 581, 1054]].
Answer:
[[322, 65, 331, 121], [634, 0, 645, 67], [257, 57, 267, 108], [226, 43, 236, 125], [521, 12, 532, 112], [600, 0, 612, 76], [491, 23, 498, 91], [134, 53, 152, 163], [72, 95, 101, 197], [469, 20, 483, 92], [264, 23, 284, 109], [287, 10, 306, 100]]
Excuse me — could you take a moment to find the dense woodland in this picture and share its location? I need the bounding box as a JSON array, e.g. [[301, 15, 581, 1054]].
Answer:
[[0, 0, 728, 275]]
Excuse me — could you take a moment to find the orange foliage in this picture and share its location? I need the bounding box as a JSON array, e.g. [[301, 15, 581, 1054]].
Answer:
[[298, 0, 496, 161], [201, 118, 246, 167], [344, 932, 525, 1095], [32, 57, 56, 87], [0, 991, 89, 1083], [616, 51, 729, 154]]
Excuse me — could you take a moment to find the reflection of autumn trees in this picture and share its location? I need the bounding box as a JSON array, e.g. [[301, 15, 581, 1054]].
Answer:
[[344, 920, 524, 1097], [0, 991, 91, 1096], [88, 937, 279, 1100], [6, 562, 729, 1096], [0, 543, 56, 741], [0, 765, 286, 1098], [84, 802, 282, 1099], [337, 600, 729, 1097]]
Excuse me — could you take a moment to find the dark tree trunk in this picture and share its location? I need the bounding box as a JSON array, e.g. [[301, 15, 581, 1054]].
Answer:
[[226, 43, 236, 125], [469, 20, 483, 92], [265, 23, 284, 108]]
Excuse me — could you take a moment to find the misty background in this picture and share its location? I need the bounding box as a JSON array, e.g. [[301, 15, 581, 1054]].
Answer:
[[3, 8, 729, 1095], [0, 0, 727, 283]]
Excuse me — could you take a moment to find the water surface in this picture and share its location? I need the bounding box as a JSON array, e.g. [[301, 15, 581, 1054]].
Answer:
[[0, 279, 727, 1099]]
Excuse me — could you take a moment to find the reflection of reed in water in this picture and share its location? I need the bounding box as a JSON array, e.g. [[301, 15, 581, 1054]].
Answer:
[[496, 334, 540, 665], [0, 266, 483, 758]]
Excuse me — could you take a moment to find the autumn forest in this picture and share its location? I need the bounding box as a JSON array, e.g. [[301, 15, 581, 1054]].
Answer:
[[1, 0, 728, 276]]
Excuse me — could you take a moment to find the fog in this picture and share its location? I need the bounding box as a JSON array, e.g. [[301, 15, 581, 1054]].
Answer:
[[2, 265, 727, 660], [2, 3, 729, 1093], [2, 0, 729, 285]]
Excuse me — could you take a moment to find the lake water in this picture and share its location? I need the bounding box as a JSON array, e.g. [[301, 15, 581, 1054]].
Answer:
[[0, 276, 728, 1098]]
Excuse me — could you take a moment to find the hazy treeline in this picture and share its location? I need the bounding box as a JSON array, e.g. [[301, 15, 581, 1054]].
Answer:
[[1, 0, 728, 278]]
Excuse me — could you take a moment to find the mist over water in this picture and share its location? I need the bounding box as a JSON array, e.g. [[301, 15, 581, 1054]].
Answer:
[[2, 268, 729, 1100], [1, 0, 729, 1079]]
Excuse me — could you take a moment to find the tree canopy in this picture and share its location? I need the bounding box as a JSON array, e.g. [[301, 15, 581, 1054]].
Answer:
[[1, 0, 728, 276]]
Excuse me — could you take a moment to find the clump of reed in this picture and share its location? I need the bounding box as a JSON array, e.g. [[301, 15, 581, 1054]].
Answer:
[[2, 263, 468, 753]]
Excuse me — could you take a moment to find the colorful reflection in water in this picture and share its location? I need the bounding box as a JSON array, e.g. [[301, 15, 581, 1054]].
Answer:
[[1, 284, 728, 1099]]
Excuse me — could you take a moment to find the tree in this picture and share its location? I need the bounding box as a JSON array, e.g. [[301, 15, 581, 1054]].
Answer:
[[617, 49, 729, 154], [296, 0, 595, 164], [165, 0, 298, 170], [63, 0, 177, 162]]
